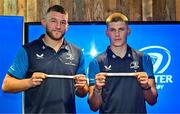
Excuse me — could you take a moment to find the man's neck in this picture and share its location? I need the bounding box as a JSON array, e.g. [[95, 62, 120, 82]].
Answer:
[[110, 44, 127, 58], [43, 35, 63, 52]]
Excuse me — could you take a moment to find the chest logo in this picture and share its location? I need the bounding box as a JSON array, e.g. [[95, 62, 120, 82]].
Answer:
[[130, 61, 139, 70], [65, 61, 76, 66], [36, 53, 44, 59], [104, 65, 112, 71], [66, 53, 74, 60]]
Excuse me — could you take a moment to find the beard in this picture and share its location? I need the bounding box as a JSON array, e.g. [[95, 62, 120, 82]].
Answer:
[[46, 27, 65, 41]]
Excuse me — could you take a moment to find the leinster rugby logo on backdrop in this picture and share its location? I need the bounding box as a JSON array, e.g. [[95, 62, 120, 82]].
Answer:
[[139, 46, 173, 90]]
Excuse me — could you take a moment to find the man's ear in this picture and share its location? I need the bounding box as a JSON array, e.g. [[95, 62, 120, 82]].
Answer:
[[41, 19, 46, 28], [106, 29, 109, 37], [127, 26, 131, 35], [65, 23, 69, 32]]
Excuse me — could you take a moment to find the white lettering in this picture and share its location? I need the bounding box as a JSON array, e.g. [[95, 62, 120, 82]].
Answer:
[[155, 75, 173, 83], [156, 84, 164, 90]]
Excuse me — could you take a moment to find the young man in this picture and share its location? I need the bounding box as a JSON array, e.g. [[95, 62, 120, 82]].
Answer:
[[88, 13, 158, 113], [2, 5, 88, 113]]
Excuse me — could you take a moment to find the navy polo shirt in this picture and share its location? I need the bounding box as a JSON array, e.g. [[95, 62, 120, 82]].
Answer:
[[88, 45, 154, 113], [8, 34, 85, 113]]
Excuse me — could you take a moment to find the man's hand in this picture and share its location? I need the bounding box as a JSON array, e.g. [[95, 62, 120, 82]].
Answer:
[[74, 74, 88, 97], [94, 73, 107, 90], [136, 72, 158, 105], [29, 72, 47, 88], [135, 72, 150, 90], [74, 74, 87, 89]]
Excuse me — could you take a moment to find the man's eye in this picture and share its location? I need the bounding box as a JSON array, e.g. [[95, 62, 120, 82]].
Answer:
[[60, 21, 66, 25], [109, 29, 115, 32], [119, 28, 125, 31], [51, 20, 56, 22]]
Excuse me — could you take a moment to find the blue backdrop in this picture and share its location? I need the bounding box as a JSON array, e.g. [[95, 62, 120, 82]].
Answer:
[[0, 16, 23, 113], [0, 19, 180, 113], [27, 22, 180, 113]]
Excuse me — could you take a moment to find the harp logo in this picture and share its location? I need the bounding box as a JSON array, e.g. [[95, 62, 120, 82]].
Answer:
[[139, 46, 173, 90]]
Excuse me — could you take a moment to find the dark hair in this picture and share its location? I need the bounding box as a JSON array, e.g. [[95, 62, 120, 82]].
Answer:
[[106, 12, 128, 24], [46, 5, 68, 16]]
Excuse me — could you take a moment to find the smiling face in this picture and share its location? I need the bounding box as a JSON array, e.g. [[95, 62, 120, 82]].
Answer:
[[42, 11, 68, 41], [106, 21, 130, 48]]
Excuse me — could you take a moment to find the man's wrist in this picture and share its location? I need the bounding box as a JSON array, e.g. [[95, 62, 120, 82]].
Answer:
[[93, 87, 102, 94], [143, 85, 151, 90]]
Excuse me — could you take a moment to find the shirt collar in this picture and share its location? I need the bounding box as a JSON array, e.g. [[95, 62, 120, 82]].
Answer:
[[38, 34, 69, 51], [106, 45, 133, 59]]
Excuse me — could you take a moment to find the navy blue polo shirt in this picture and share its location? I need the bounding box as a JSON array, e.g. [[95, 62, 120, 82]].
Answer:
[[88, 45, 154, 113], [8, 34, 85, 113]]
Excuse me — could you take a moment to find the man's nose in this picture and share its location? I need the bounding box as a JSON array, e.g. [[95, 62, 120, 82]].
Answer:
[[56, 22, 62, 28], [115, 30, 120, 36]]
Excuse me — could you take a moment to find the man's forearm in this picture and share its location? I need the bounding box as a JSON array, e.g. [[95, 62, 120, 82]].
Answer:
[[76, 84, 88, 97], [88, 86, 102, 111], [144, 79, 158, 105], [2, 74, 31, 93]]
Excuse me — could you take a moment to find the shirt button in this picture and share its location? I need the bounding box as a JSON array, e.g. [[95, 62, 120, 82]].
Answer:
[[112, 54, 116, 58]]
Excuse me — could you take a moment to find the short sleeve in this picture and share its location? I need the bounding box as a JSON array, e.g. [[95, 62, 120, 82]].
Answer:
[[8, 47, 28, 79], [142, 54, 154, 78], [76, 51, 86, 75], [88, 59, 100, 86]]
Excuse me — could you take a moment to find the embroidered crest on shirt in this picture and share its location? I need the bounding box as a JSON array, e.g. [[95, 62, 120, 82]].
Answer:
[[104, 65, 112, 71], [130, 61, 139, 70], [65, 53, 74, 60], [36, 53, 44, 59], [64, 53, 76, 66], [65, 61, 76, 66]]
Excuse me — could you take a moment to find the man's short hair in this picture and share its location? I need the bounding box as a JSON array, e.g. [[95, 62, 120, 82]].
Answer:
[[106, 12, 128, 24], [46, 5, 68, 17]]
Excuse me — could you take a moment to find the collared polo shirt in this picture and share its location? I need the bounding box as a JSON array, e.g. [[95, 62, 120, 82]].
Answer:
[[8, 34, 85, 113], [88, 45, 154, 113]]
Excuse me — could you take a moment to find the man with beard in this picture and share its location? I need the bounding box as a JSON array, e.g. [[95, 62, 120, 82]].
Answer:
[[2, 5, 88, 113]]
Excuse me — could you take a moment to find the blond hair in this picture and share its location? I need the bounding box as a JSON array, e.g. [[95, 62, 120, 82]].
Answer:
[[106, 12, 128, 24]]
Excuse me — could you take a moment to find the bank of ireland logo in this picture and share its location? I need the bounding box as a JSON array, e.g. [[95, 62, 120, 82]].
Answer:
[[139, 46, 173, 90]]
